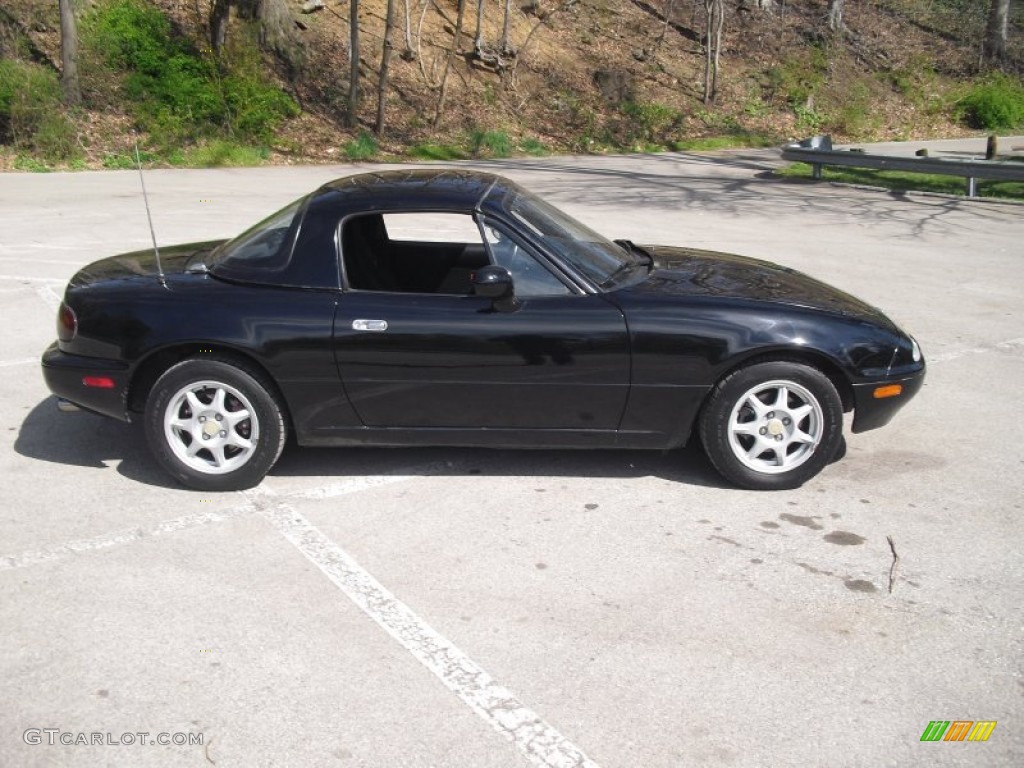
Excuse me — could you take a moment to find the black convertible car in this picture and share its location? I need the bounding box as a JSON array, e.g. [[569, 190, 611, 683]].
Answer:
[[42, 169, 924, 491]]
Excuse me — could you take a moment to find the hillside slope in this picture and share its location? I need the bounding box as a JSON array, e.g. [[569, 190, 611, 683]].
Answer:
[[1, 0, 1021, 167]]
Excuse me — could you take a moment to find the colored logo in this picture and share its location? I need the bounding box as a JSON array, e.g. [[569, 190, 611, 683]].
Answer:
[[920, 721, 997, 742]]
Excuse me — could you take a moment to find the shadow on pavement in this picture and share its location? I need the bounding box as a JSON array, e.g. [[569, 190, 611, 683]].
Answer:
[[16, 397, 732, 491]]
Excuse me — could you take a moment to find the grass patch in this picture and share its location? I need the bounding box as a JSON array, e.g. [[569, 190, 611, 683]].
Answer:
[[344, 131, 378, 161], [778, 162, 1024, 201], [170, 140, 269, 167], [81, 0, 297, 153], [0, 59, 81, 162], [671, 134, 778, 152], [956, 74, 1024, 130], [469, 129, 512, 158], [519, 137, 548, 156], [408, 143, 467, 160]]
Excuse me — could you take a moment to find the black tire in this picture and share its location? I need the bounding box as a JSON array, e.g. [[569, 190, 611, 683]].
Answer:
[[144, 356, 286, 491], [699, 361, 843, 491]]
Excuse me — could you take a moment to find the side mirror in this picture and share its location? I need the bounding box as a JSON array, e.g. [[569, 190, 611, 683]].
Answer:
[[471, 265, 520, 311], [472, 265, 513, 299]]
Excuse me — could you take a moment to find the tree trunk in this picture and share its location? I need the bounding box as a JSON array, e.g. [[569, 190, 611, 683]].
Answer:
[[348, 0, 360, 127], [827, 0, 843, 32], [210, 0, 231, 53], [500, 0, 512, 54], [376, 0, 396, 135], [402, 0, 414, 58], [434, 0, 466, 127], [474, 0, 486, 51], [983, 0, 1010, 63], [59, 0, 81, 106], [702, 0, 723, 106], [259, 0, 301, 68]]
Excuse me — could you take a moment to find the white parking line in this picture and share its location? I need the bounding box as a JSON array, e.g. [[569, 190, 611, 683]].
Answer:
[[0, 257, 80, 265], [284, 460, 456, 499], [34, 283, 62, 311], [0, 357, 37, 368], [0, 274, 65, 284], [927, 337, 1024, 364], [253, 494, 600, 768], [0, 504, 256, 572]]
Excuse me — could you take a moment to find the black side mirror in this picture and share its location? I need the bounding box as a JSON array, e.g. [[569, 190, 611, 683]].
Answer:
[[471, 265, 519, 311]]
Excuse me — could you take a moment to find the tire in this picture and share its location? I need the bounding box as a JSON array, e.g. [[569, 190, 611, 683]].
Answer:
[[144, 356, 286, 491], [699, 361, 843, 491]]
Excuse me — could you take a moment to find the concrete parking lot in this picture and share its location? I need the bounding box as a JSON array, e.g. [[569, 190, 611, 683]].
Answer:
[[1, 146, 1022, 767]]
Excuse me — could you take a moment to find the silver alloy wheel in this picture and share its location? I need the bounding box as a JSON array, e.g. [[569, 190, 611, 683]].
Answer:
[[163, 380, 259, 475], [727, 379, 823, 474]]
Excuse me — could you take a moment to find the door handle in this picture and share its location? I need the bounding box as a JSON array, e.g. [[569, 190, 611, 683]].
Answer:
[[352, 319, 388, 332]]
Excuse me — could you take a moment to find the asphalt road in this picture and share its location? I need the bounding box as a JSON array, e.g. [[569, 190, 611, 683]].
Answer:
[[1, 146, 1021, 768]]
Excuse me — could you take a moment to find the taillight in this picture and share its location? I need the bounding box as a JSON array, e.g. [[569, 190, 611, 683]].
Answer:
[[57, 301, 77, 342]]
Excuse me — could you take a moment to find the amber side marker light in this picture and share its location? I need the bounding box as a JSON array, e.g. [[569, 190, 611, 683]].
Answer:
[[82, 376, 116, 389], [873, 384, 903, 399]]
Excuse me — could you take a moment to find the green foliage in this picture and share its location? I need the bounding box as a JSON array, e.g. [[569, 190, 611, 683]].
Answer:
[[344, 131, 378, 160], [794, 104, 825, 133], [956, 75, 1024, 131], [670, 134, 778, 152], [519, 137, 548, 156], [408, 143, 467, 160], [469, 129, 512, 158], [620, 101, 679, 143], [13, 154, 53, 172], [81, 0, 297, 150], [825, 82, 878, 136], [761, 45, 828, 109], [0, 59, 79, 162], [173, 140, 269, 167]]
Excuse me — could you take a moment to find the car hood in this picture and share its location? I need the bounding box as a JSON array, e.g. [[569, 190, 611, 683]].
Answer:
[[626, 245, 897, 328], [67, 241, 225, 288]]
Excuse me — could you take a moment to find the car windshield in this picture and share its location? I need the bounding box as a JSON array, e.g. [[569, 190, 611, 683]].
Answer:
[[210, 197, 305, 271], [498, 188, 631, 286]]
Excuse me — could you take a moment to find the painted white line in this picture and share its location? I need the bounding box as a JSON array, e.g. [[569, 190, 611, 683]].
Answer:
[[253, 494, 600, 768], [928, 337, 1024, 364], [34, 283, 62, 312], [0, 257, 80, 265], [284, 461, 455, 499], [0, 357, 37, 368], [0, 274, 66, 284], [0, 504, 255, 572]]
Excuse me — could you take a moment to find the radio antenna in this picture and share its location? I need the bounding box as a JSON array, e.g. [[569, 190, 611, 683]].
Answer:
[[133, 139, 166, 285]]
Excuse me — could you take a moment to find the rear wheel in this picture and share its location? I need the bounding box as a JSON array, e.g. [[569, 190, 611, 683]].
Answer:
[[699, 361, 843, 490], [144, 357, 286, 491]]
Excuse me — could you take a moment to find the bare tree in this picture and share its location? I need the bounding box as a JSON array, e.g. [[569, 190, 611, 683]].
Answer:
[[500, 0, 512, 54], [827, 0, 844, 33], [702, 0, 724, 105], [210, 0, 230, 53], [376, 0, 397, 135], [59, 0, 81, 106], [983, 0, 1010, 64], [401, 0, 415, 59], [348, 0, 361, 127], [433, 0, 467, 126], [474, 0, 486, 51]]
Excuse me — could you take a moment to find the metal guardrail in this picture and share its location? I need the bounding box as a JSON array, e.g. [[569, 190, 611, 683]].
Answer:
[[780, 136, 1024, 197]]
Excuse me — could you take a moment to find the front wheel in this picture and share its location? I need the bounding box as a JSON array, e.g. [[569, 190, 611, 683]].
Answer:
[[699, 361, 843, 491], [144, 357, 286, 491]]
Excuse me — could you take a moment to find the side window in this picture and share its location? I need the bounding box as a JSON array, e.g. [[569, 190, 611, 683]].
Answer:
[[480, 221, 572, 297], [341, 212, 489, 294]]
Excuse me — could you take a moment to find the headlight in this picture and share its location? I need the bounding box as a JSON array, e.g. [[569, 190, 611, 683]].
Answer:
[[910, 337, 921, 363]]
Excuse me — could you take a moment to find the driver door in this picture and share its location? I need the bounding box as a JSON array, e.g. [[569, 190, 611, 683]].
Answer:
[[332, 212, 630, 431]]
